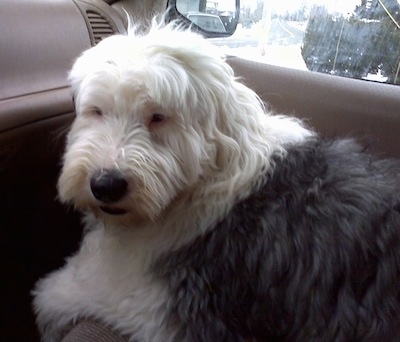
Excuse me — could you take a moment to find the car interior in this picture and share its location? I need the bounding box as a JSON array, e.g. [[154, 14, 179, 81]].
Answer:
[[1, 0, 399, 340]]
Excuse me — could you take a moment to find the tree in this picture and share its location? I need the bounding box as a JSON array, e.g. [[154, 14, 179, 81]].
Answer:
[[251, 0, 264, 22], [355, 0, 400, 21], [301, 0, 400, 83]]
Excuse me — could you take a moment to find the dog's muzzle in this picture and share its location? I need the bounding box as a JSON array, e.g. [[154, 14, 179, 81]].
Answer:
[[90, 169, 128, 215]]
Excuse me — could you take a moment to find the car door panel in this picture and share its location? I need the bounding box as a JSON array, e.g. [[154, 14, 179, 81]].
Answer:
[[0, 1, 125, 340], [228, 56, 400, 159]]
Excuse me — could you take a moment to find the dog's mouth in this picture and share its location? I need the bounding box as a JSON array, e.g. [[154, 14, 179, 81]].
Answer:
[[100, 206, 127, 215]]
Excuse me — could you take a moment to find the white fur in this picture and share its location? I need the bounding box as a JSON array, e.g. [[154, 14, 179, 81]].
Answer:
[[33, 23, 313, 341]]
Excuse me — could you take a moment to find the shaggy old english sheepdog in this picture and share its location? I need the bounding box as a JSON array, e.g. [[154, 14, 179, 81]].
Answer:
[[33, 23, 400, 341]]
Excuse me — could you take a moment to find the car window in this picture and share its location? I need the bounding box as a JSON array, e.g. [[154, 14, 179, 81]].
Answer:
[[192, 0, 400, 85]]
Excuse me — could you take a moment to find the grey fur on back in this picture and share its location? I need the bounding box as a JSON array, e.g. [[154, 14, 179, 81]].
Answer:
[[155, 138, 400, 341]]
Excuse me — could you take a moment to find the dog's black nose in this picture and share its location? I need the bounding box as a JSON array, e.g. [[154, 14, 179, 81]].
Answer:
[[90, 169, 128, 203]]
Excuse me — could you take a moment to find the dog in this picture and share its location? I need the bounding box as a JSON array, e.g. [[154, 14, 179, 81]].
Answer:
[[33, 22, 400, 341]]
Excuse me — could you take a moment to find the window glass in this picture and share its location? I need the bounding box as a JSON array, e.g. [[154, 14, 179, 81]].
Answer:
[[209, 0, 400, 85]]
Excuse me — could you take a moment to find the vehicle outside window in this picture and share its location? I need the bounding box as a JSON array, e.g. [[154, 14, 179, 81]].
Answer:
[[186, 12, 227, 32], [177, 0, 400, 85], [176, 0, 239, 34]]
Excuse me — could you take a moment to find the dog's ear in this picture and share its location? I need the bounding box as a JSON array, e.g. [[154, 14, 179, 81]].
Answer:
[[68, 49, 92, 100], [68, 35, 127, 101]]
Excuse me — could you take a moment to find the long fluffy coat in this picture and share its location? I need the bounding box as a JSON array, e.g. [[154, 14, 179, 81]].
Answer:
[[154, 138, 400, 341], [33, 24, 400, 342]]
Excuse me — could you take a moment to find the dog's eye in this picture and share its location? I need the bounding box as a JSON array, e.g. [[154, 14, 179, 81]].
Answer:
[[92, 107, 103, 116], [150, 113, 166, 124]]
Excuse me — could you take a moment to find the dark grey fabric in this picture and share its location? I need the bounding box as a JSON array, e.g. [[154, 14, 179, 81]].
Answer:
[[62, 320, 128, 342]]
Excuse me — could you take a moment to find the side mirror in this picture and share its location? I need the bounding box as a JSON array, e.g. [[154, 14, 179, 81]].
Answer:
[[170, 0, 240, 37]]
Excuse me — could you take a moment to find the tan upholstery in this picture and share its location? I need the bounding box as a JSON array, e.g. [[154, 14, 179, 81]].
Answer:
[[62, 320, 128, 342], [227, 56, 400, 159]]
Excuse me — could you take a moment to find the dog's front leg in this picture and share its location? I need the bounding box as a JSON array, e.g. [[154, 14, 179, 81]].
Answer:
[[33, 262, 86, 342]]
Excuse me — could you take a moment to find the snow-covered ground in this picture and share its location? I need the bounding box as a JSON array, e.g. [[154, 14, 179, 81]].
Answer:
[[215, 21, 308, 70], [222, 44, 308, 71]]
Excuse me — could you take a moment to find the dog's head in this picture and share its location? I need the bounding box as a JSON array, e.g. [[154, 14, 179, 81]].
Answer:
[[58, 24, 274, 224]]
